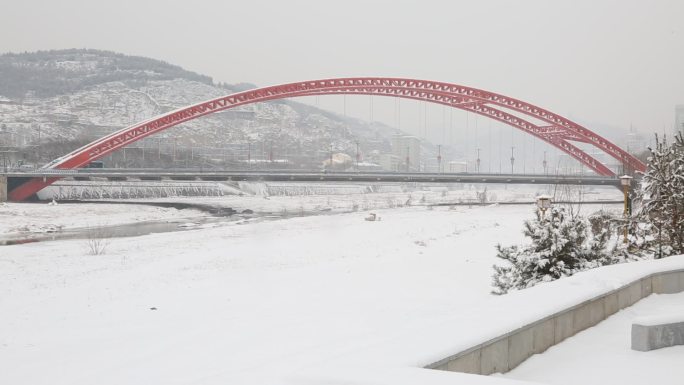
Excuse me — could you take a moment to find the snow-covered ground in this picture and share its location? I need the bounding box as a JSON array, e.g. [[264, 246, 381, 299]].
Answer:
[[0, 202, 204, 235], [1, 201, 682, 385], [502, 292, 684, 385]]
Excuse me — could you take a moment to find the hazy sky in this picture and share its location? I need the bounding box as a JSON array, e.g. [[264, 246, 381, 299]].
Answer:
[[1, 0, 682, 140]]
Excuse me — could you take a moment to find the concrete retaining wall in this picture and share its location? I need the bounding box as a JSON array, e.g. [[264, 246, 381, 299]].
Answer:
[[427, 268, 684, 375]]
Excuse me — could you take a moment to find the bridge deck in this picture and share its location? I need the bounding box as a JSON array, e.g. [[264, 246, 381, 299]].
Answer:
[[2, 169, 623, 187]]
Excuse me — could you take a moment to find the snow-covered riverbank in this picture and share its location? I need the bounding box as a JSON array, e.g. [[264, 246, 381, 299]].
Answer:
[[5, 202, 663, 385], [0, 202, 205, 235]]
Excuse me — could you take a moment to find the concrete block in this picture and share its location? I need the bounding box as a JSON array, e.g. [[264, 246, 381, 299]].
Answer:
[[641, 277, 653, 298], [632, 320, 684, 351], [532, 318, 555, 354], [434, 363, 449, 371], [508, 327, 534, 370], [447, 350, 481, 374], [604, 292, 619, 317], [554, 311, 574, 344], [480, 338, 509, 375], [652, 273, 681, 294], [573, 303, 593, 333]]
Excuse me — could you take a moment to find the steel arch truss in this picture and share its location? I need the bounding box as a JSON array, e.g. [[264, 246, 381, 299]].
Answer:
[[8, 77, 645, 201]]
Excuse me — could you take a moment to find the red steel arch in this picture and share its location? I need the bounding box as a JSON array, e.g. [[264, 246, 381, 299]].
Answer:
[[9, 77, 646, 201]]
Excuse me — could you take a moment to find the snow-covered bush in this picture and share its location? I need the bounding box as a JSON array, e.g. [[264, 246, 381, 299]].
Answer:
[[636, 132, 684, 257], [492, 207, 614, 294], [85, 226, 110, 256]]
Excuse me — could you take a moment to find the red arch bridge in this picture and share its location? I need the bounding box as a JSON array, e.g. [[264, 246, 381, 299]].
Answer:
[[7, 77, 645, 201]]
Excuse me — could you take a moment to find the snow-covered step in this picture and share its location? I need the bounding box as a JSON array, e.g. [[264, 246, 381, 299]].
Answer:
[[632, 314, 684, 351]]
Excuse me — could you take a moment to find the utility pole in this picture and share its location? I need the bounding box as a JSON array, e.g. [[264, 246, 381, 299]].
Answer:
[[355, 141, 360, 170], [510, 146, 515, 174], [437, 144, 442, 173], [476, 148, 481, 173], [543, 151, 547, 175], [329, 143, 333, 169]]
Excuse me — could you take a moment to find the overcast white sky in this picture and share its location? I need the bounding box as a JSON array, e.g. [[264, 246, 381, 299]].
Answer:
[[1, 0, 682, 143]]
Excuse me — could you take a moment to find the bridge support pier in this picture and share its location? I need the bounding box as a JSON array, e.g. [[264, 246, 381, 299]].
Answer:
[[0, 176, 7, 202]]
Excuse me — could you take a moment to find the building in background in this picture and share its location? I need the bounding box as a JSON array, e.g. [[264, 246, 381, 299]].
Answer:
[[378, 154, 401, 172], [448, 161, 467, 173], [676, 105, 684, 136], [625, 125, 647, 155]]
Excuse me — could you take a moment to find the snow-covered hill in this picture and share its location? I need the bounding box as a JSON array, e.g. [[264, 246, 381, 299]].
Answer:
[[0, 49, 402, 166]]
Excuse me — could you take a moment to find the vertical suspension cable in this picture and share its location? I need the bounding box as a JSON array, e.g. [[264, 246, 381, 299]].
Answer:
[[369, 95, 373, 123], [489, 119, 492, 173], [511, 126, 515, 174], [394, 98, 399, 130], [465, 112, 469, 167], [423, 101, 427, 139], [523, 130, 526, 174], [475, 114, 479, 161], [499, 122, 503, 173], [532, 136, 536, 174], [343, 94, 347, 117], [418, 100, 423, 139], [449, 107, 453, 146], [441, 106, 446, 145]]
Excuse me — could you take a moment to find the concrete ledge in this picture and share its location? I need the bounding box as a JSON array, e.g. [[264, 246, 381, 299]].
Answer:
[[632, 318, 684, 351], [427, 268, 684, 375]]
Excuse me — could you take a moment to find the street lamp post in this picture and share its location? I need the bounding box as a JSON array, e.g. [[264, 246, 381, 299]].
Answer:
[[619, 175, 633, 244], [536, 195, 552, 219]]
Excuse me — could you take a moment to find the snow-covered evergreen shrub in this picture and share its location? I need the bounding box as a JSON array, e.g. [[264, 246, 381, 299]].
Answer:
[[637, 132, 684, 257], [492, 207, 611, 294]]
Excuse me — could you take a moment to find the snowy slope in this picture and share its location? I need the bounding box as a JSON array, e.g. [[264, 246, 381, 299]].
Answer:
[[0, 49, 397, 160]]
